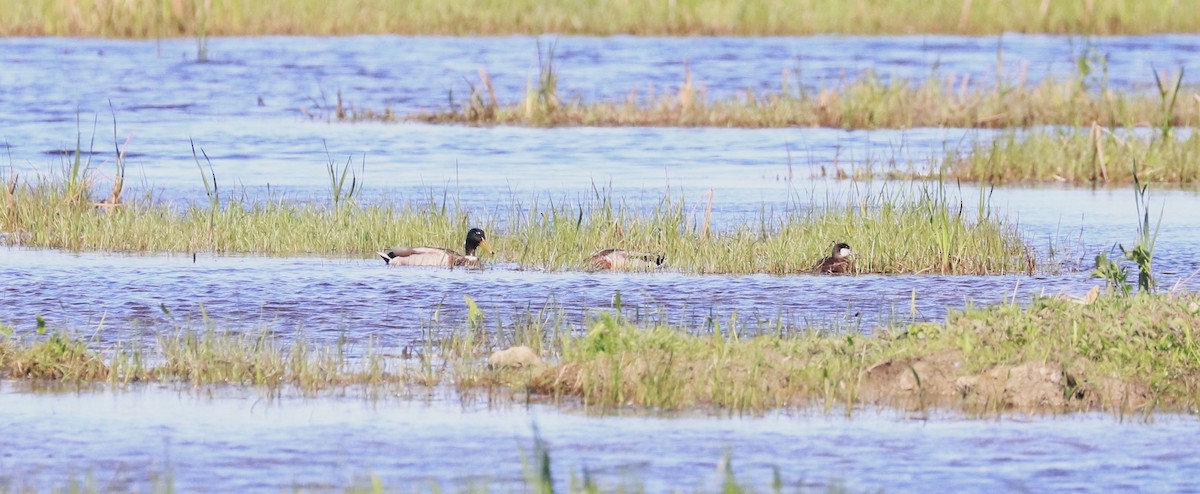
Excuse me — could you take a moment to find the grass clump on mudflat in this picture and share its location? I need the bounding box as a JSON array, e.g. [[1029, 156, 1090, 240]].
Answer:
[[4, 0, 1200, 36], [0, 329, 108, 381], [532, 292, 1200, 415], [0, 326, 399, 393], [1, 168, 1036, 274], [397, 69, 1200, 130]]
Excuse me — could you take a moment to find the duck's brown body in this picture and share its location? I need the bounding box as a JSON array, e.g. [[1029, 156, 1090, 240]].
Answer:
[[587, 249, 665, 271], [813, 242, 855, 274]]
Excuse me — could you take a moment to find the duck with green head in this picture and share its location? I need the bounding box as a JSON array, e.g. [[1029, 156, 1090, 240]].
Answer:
[[377, 228, 491, 267]]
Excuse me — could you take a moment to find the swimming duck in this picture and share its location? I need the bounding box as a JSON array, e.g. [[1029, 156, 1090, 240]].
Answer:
[[378, 228, 491, 267], [587, 248, 665, 271], [813, 242, 854, 274]]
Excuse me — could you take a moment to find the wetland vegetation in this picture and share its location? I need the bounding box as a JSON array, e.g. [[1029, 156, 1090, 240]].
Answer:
[[3, 288, 1198, 416], [0, 167, 1036, 275], [6, 5, 1200, 492], [5, 0, 1200, 37], [932, 126, 1200, 184], [390, 66, 1199, 131]]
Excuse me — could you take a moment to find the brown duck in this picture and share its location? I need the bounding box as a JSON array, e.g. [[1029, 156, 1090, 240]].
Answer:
[[587, 248, 665, 271], [377, 228, 491, 267], [813, 242, 854, 274]]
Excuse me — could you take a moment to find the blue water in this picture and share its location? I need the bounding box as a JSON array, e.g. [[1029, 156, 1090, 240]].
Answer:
[[3, 384, 1196, 493], [2, 34, 1200, 492]]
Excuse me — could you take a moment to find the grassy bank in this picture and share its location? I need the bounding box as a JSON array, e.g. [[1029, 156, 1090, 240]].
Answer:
[[388, 70, 1200, 130], [4, 291, 1199, 415], [0, 170, 1036, 275], [538, 292, 1200, 415], [4, 0, 1199, 37]]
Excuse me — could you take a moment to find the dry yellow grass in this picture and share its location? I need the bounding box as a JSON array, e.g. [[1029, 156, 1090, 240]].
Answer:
[[4, 0, 1200, 37]]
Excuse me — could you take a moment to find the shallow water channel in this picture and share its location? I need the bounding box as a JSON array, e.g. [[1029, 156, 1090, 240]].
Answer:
[[2, 35, 1200, 491], [3, 383, 1198, 493]]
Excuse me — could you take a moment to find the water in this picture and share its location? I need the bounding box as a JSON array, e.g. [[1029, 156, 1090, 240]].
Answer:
[[3, 35, 1200, 342], [1, 34, 1198, 204], [3, 34, 1197, 124], [2, 35, 1198, 344], [2, 384, 1196, 493], [3, 34, 1200, 491]]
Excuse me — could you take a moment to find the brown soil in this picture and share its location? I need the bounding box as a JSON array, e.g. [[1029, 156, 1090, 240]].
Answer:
[[525, 349, 1153, 414], [859, 350, 1150, 414]]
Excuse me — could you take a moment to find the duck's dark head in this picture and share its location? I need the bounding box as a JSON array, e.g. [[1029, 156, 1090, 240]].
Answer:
[[464, 228, 491, 256], [832, 242, 853, 260]]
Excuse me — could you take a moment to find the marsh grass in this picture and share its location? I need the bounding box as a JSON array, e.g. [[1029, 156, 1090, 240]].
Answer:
[[2, 285, 1200, 417], [504, 184, 1034, 275], [0, 302, 562, 394], [920, 126, 1200, 184], [0, 170, 1035, 274], [0, 326, 401, 393], [5, 0, 1200, 36], [5, 290, 1198, 415], [372, 69, 1200, 130], [534, 293, 1200, 415]]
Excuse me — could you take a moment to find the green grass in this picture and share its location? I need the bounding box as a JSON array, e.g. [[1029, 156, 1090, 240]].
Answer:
[[534, 292, 1200, 415], [4, 0, 1200, 36], [0, 170, 1037, 275], [0, 326, 395, 393], [4, 290, 1199, 415], [930, 127, 1200, 184], [382, 70, 1200, 130]]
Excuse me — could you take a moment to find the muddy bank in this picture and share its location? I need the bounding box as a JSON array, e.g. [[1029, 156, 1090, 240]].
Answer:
[[530, 350, 1154, 415], [857, 350, 1150, 413]]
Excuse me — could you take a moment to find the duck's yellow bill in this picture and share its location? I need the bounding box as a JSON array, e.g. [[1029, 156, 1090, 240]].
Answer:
[[478, 238, 493, 254]]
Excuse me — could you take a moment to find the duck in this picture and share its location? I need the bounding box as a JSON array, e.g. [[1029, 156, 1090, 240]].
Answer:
[[587, 248, 665, 271], [377, 228, 491, 267], [813, 242, 854, 274]]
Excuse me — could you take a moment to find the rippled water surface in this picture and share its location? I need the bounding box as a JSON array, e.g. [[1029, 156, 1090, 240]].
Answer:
[[3, 384, 1197, 493], [2, 34, 1199, 351], [2, 34, 1199, 202], [3, 34, 1200, 491]]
